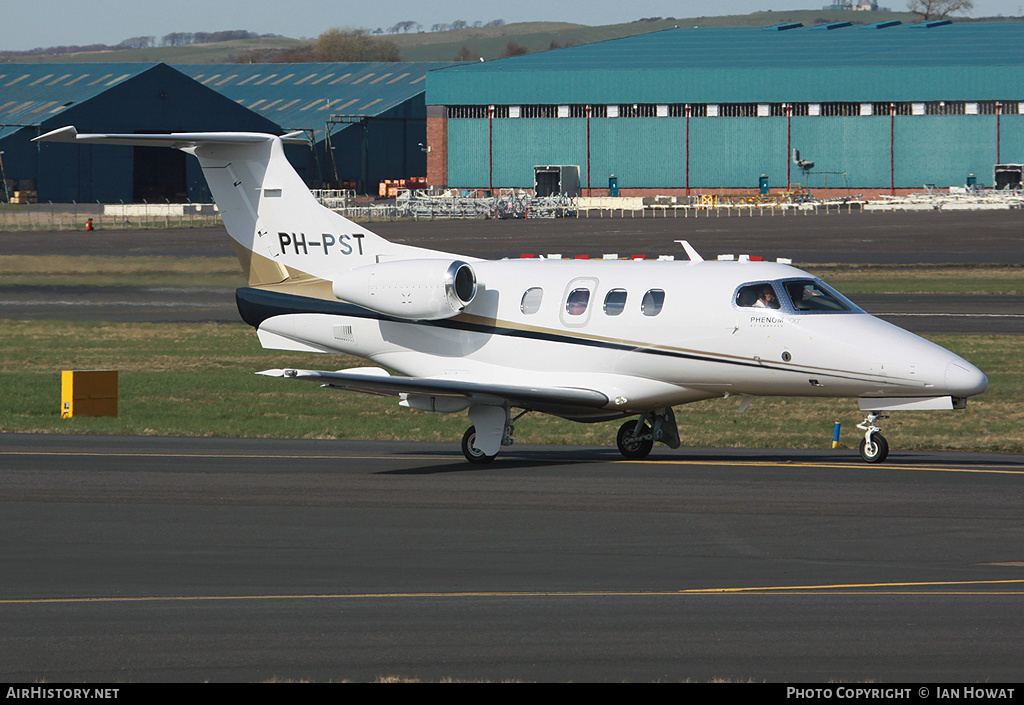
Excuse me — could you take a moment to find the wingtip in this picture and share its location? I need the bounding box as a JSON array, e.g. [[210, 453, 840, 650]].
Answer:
[[33, 126, 79, 143]]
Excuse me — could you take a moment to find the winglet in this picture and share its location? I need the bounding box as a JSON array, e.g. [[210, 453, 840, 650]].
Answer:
[[675, 240, 704, 262], [32, 126, 79, 143]]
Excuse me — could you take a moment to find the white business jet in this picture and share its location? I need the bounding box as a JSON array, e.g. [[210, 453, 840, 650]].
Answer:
[[36, 127, 988, 464]]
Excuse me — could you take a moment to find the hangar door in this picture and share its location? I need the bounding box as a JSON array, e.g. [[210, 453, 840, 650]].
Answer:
[[133, 145, 187, 202]]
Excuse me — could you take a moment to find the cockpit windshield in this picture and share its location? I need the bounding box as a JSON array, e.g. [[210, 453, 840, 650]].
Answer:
[[781, 279, 855, 312], [735, 279, 860, 313]]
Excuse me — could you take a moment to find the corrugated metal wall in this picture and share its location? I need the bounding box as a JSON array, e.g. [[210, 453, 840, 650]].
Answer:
[[448, 114, 1024, 190], [432, 23, 1024, 192]]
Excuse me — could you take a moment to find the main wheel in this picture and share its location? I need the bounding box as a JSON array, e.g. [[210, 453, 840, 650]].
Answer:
[[616, 419, 654, 460], [462, 425, 496, 464], [859, 433, 889, 463]]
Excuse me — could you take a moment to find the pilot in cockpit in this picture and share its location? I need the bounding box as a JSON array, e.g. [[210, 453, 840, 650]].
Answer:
[[753, 284, 780, 309]]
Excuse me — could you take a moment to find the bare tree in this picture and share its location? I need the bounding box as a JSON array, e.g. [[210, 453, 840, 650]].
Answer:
[[907, 0, 974, 20], [388, 20, 416, 34], [500, 40, 529, 58], [161, 32, 194, 47], [313, 28, 401, 61], [117, 36, 155, 49], [454, 44, 481, 61]]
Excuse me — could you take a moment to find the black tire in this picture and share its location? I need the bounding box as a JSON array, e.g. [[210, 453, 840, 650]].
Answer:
[[859, 433, 889, 463], [462, 425, 496, 463], [616, 419, 654, 460]]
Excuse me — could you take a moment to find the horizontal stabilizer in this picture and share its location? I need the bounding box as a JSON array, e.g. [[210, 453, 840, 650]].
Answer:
[[257, 367, 610, 409], [34, 126, 275, 148]]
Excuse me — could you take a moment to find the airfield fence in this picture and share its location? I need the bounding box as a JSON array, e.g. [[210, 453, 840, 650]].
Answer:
[[0, 202, 222, 231], [2, 188, 1022, 231]]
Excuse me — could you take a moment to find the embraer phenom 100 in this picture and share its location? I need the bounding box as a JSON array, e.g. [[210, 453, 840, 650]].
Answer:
[[36, 127, 988, 463]]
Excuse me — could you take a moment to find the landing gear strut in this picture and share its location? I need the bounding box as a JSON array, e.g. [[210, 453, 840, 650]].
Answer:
[[461, 408, 525, 463], [857, 411, 890, 463], [616, 408, 680, 460]]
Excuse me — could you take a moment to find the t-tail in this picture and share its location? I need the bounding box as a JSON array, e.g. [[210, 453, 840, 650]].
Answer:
[[33, 127, 458, 288]]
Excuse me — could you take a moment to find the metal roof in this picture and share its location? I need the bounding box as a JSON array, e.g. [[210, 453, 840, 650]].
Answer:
[[0, 63, 155, 130], [173, 62, 458, 141], [441, 21, 1024, 71], [428, 21, 1024, 104]]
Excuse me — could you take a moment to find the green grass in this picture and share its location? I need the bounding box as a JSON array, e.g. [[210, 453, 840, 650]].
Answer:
[[0, 255, 244, 287], [804, 264, 1024, 295], [0, 256, 1017, 451], [0, 320, 1018, 453]]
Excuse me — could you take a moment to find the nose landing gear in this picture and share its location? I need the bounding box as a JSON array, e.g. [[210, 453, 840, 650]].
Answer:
[[857, 411, 890, 463], [616, 408, 680, 460]]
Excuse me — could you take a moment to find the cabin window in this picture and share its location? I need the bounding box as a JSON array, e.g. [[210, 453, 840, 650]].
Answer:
[[736, 283, 781, 309], [782, 280, 852, 312], [565, 288, 591, 316], [521, 287, 543, 314], [603, 289, 627, 315], [641, 289, 665, 316]]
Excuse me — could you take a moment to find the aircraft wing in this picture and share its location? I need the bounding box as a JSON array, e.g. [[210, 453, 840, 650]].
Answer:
[[257, 366, 611, 411]]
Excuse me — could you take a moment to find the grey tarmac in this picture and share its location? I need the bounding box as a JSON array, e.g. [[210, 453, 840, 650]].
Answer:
[[0, 434, 1022, 683], [2, 211, 1022, 682]]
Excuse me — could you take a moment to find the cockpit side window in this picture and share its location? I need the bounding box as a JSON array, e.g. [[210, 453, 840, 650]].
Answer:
[[782, 280, 852, 312], [736, 283, 781, 309]]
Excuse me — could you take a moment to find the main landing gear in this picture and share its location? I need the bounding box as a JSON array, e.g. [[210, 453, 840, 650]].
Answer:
[[461, 406, 682, 463], [615, 408, 680, 460], [856, 411, 890, 463], [461, 407, 525, 463], [461, 424, 501, 463]]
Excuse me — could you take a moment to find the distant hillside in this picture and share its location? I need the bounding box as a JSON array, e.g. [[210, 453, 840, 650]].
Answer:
[[2, 36, 306, 63], [3, 10, 1018, 64], [388, 10, 923, 61]]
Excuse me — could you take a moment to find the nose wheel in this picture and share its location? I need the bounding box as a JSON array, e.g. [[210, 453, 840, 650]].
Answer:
[[616, 408, 680, 460], [617, 419, 654, 459], [856, 412, 890, 463]]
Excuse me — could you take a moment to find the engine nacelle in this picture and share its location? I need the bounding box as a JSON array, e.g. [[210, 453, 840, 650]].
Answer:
[[332, 259, 477, 320]]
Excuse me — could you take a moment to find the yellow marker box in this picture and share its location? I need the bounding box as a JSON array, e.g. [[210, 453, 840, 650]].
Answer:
[[61, 370, 118, 418]]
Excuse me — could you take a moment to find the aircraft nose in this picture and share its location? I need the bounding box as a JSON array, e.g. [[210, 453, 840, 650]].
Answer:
[[945, 360, 988, 397]]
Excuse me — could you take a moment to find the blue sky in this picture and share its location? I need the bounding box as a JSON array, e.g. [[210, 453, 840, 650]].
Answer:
[[2, 0, 1015, 51]]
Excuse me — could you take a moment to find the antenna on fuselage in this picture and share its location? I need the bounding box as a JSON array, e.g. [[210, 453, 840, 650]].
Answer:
[[675, 240, 704, 262]]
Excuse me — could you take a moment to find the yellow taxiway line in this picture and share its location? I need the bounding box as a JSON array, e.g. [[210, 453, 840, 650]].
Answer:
[[3, 580, 1024, 605], [2, 449, 1020, 475]]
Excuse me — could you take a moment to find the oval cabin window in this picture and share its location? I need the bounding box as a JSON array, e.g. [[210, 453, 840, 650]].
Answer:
[[641, 289, 665, 316], [565, 288, 591, 316], [604, 289, 627, 316], [521, 287, 543, 314]]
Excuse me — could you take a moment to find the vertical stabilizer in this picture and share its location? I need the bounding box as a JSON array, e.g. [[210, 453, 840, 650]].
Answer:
[[34, 127, 459, 284]]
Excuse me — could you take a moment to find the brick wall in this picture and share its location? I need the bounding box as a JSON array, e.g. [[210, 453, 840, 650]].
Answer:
[[426, 106, 447, 187]]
